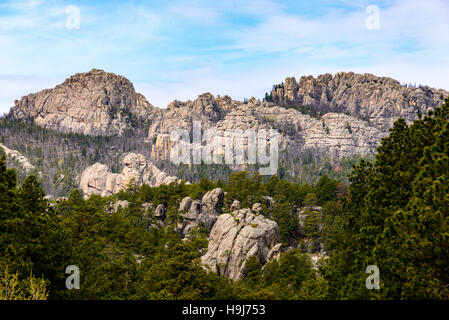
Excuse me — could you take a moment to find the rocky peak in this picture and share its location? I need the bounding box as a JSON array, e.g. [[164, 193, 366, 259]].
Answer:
[[269, 72, 448, 130], [9, 69, 157, 136]]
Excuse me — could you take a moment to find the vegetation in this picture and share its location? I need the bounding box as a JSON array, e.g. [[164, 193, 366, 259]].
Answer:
[[322, 98, 449, 299], [0, 154, 339, 299], [0, 98, 448, 300]]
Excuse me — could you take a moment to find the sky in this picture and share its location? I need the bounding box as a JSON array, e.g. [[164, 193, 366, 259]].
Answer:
[[0, 0, 448, 113]]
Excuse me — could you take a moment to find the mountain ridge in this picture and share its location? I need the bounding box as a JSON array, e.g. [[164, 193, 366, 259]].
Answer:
[[9, 69, 158, 136], [3, 69, 449, 195]]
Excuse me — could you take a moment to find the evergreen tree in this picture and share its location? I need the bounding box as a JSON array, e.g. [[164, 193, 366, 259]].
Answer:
[[323, 99, 449, 299]]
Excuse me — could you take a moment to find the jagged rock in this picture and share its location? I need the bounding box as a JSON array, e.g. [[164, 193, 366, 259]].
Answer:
[[0, 143, 38, 174], [179, 196, 193, 213], [180, 202, 210, 235], [252, 203, 263, 215], [147, 72, 448, 165], [151, 134, 173, 161], [148, 93, 387, 163], [269, 72, 448, 130], [179, 199, 203, 236], [201, 188, 225, 216], [201, 209, 280, 281], [177, 188, 225, 237], [154, 204, 166, 220], [9, 69, 158, 136], [199, 188, 225, 231], [79, 152, 181, 196], [266, 243, 282, 262], [230, 200, 241, 211], [8, 69, 448, 181], [187, 200, 202, 219]]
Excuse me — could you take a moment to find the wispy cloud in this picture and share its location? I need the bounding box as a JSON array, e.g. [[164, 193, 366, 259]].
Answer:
[[0, 0, 448, 113]]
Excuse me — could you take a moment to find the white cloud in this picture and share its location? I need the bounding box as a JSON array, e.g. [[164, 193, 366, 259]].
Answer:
[[168, 3, 221, 25], [0, 0, 448, 116]]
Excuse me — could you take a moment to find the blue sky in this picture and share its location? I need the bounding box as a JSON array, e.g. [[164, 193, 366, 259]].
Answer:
[[0, 0, 448, 113]]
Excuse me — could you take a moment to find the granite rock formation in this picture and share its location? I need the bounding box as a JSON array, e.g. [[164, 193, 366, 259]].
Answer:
[[201, 208, 280, 281], [177, 187, 225, 237], [79, 153, 180, 196], [0, 143, 37, 173], [269, 72, 448, 130], [9, 69, 158, 136]]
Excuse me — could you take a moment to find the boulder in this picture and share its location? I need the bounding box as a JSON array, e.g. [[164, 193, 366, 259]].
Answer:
[[80, 153, 181, 196], [177, 188, 225, 237], [201, 209, 280, 281], [230, 199, 241, 211], [154, 204, 166, 220], [252, 202, 263, 215], [201, 188, 225, 215], [179, 196, 193, 213]]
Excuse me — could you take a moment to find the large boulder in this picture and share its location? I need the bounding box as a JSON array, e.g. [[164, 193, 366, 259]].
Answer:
[[154, 204, 166, 220], [80, 153, 181, 196], [201, 209, 280, 281], [230, 199, 241, 211], [179, 196, 193, 213], [201, 188, 225, 215], [177, 188, 225, 237]]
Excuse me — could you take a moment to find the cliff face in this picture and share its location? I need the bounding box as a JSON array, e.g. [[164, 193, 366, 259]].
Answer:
[[6, 69, 449, 193], [148, 94, 386, 163], [147, 72, 448, 163], [269, 72, 448, 130], [9, 69, 158, 136]]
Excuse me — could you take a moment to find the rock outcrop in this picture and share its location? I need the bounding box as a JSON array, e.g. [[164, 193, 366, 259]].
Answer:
[[79, 153, 180, 196], [147, 72, 448, 164], [6, 69, 449, 187], [178, 188, 225, 237], [154, 204, 166, 220], [201, 209, 280, 281], [9, 69, 158, 136], [0, 143, 37, 173], [269, 72, 448, 130], [149, 94, 388, 163]]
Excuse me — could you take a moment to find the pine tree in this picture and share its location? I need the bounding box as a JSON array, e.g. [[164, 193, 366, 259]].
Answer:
[[322, 98, 449, 299]]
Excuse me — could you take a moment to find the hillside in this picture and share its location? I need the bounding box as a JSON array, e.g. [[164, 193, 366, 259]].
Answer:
[[2, 69, 448, 196]]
